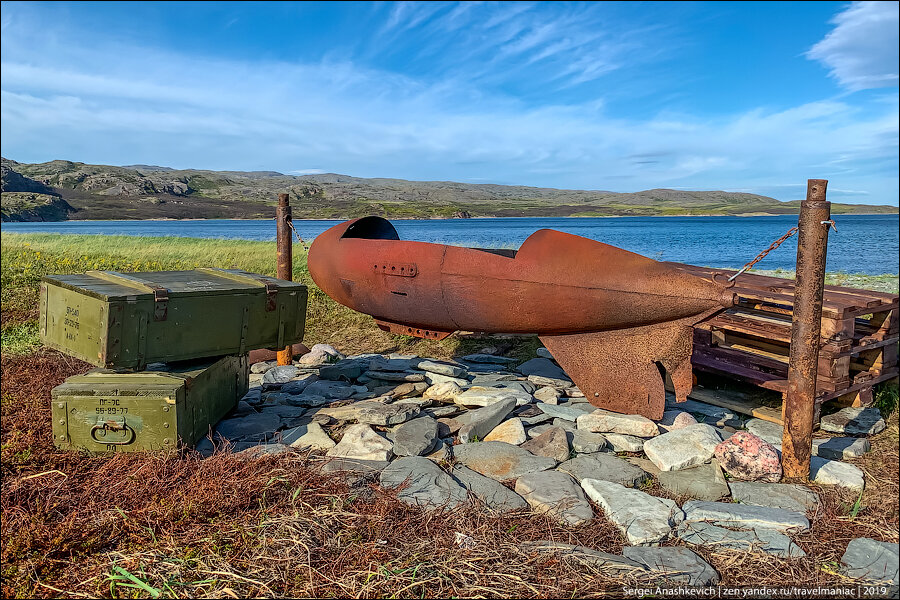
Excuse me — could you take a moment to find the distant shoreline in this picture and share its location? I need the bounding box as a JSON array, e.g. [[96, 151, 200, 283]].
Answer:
[[41, 211, 900, 223]]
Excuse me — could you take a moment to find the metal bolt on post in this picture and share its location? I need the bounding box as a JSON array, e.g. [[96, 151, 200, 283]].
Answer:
[[782, 179, 831, 479]]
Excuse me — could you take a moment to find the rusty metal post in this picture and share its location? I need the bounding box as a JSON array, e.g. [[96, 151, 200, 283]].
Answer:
[[782, 179, 830, 479], [276, 193, 293, 366]]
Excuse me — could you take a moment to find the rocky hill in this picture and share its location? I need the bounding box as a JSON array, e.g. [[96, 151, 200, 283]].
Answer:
[[1, 157, 895, 221]]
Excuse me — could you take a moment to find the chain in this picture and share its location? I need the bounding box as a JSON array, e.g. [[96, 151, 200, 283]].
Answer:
[[727, 226, 799, 282], [287, 221, 310, 252]]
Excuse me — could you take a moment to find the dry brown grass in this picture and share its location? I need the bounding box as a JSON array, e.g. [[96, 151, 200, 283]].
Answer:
[[2, 351, 898, 598]]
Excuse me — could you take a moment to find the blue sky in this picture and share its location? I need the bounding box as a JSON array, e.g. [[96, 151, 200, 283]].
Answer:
[[1, 1, 898, 204]]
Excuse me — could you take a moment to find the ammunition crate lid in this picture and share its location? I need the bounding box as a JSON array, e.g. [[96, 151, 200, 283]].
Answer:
[[51, 360, 223, 395], [43, 268, 305, 301]]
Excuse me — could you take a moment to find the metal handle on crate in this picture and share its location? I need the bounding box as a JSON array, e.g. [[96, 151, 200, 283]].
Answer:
[[90, 420, 136, 445]]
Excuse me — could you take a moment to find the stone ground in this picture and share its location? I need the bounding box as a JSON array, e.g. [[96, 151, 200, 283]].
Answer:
[[197, 343, 900, 590]]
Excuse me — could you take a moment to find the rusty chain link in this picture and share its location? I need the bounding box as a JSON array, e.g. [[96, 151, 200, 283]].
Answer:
[[726, 226, 799, 282]]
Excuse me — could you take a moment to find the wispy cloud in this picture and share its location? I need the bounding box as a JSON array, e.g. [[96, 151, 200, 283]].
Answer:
[[0, 2, 897, 204], [807, 1, 899, 91]]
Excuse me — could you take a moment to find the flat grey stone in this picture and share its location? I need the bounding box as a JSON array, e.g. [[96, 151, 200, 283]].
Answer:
[[582, 479, 683, 545], [423, 372, 470, 387], [534, 386, 562, 404], [576, 409, 659, 437], [365, 370, 426, 383], [821, 407, 886, 436], [194, 437, 216, 457], [357, 402, 421, 426], [517, 357, 568, 380], [520, 412, 553, 427], [251, 360, 276, 374], [813, 437, 871, 460], [677, 521, 805, 558], [623, 546, 720, 586], [215, 413, 282, 442], [683, 500, 809, 532], [367, 357, 417, 372], [424, 441, 451, 462], [454, 441, 557, 481], [667, 398, 742, 428], [416, 359, 467, 378], [521, 426, 571, 462], [745, 418, 783, 445], [536, 347, 554, 359], [232, 400, 256, 417], [262, 365, 300, 384], [455, 398, 517, 443], [380, 457, 468, 511], [515, 470, 594, 525], [326, 424, 394, 461], [241, 388, 263, 405], [643, 424, 722, 472], [604, 433, 645, 452], [423, 381, 463, 402], [318, 360, 363, 381], [521, 541, 649, 576], [492, 380, 537, 394], [392, 416, 439, 457], [557, 454, 650, 488], [469, 372, 519, 385], [455, 386, 532, 408], [319, 457, 390, 475], [280, 421, 335, 450], [424, 405, 461, 419], [657, 462, 730, 501], [303, 380, 359, 399], [234, 443, 293, 458], [451, 465, 528, 512], [527, 374, 574, 388], [460, 353, 517, 364], [810, 456, 865, 491], [313, 400, 384, 421], [279, 393, 331, 408], [729, 482, 819, 513], [536, 402, 592, 421], [656, 410, 698, 433], [841, 538, 899, 586]]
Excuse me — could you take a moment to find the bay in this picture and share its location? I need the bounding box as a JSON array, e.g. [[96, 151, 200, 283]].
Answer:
[[3, 214, 897, 274]]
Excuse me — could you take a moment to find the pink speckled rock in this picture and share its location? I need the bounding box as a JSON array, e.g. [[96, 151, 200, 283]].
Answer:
[[714, 431, 782, 483]]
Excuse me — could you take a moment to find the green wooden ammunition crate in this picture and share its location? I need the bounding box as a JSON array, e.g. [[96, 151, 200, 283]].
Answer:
[[40, 268, 307, 369], [51, 355, 249, 452]]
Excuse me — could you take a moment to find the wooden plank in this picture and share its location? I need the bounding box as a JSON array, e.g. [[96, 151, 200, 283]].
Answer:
[[684, 386, 786, 425]]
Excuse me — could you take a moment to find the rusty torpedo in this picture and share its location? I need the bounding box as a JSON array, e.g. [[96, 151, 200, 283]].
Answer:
[[308, 216, 735, 419]]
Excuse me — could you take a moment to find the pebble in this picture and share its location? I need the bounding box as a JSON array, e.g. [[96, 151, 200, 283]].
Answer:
[[536, 347, 553, 359], [820, 407, 886, 436], [667, 398, 742, 428], [250, 360, 276, 374], [379, 457, 469, 511], [582, 479, 684, 545], [515, 470, 595, 525], [484, 417, 527, 445], [643, 424, 722, 472], [714, 431, 782, 483], [623, 546, 720, 586], [453, 441, 557, 481], [390, 382, 429, 400], [521, 426, 571, 462], [657, 461, 730, 501], [455, 398, 517, 443], [424, 441, 451, 463], [682, 500, 809, 532], [392, 416, 440, 457], [841, 538, 899, 586], [326, 424, 394, 461], [810, 456, 865, 491], [455, 386, 532, 408], [280, 421, 336, 450], [677, 521, 805, 558], [576, 409, 660, 437], [728, 482, 819, 513], [451, 465, 528, 512], [557, 454, 650, 488]]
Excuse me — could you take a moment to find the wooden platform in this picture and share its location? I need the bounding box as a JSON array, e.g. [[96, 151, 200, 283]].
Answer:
[[671, 263, 899, 424]]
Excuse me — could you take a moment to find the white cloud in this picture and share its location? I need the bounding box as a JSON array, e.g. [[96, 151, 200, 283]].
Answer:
[[807, 1, 900, 90]]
